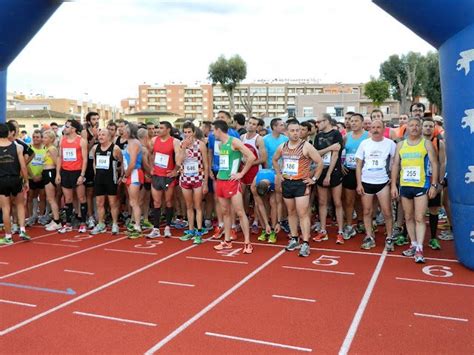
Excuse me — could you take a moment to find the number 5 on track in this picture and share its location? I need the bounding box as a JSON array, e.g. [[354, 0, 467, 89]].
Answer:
[[312, 255, 340, 266]]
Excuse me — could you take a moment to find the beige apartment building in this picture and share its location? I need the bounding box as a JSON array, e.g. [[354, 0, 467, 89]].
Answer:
[[6, 110, 75, 133]]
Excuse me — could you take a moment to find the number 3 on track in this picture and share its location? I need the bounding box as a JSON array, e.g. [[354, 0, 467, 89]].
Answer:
[[312, 255, 340, 266], [422, 265, 453, 278]]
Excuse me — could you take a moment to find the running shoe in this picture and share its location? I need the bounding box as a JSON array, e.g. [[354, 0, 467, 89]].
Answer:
[[78, 223, 87, 233], [395, 235, 409, 246], [414, 249, 425, 263], [336, 233, 345, 245], [392, 226, 404, 237], [91, 223, 106, 235], [214, 240, 232, 250], [361, 236, 376, 250], [146, 228, 161, 239], [355, 221, 365, 234], [280, 220, 290, 233], [257, 230, 267, 242], [172, 219, 188, 229], [58, 223, 73, 234], [311, 221, 321, 232], [204, 219, 213, 230], [128, 229, 142, 239], [298, 242, 310, 257], [243, 243, 253, 254], [111, 223, 119, 235], [126, 221, 135, 232], [193, 231, 203, 245], [45, 221, 62, 231], [11, 224, 19, 235], [251, 223, 259, 235], [429, 238, 441, 250], [179, 229, 195, 241], [141, 219, 154, 230], [285, 237, 300, 251], [0, 237, 13, 245], [402, 245, 417, 257], [385, 236, 395, 252], [268, 231, 277, 244], [87, 216, 96, 229], [213, 226, 223, 239], [438, 230, 454, 241], [343, 225, 356, 240], [230, 229, 237, 241], [164, 226, 172, 238], [25, 216, 36, 227], [313, 230, 328, 242], [38, 215, 51, 226], [19, 230, 31, 241]]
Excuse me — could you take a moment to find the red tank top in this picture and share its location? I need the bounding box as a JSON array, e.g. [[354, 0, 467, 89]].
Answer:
[[61, 136, 83, 171], [153, 136, 175, 176], [383, 127, 391, 138]]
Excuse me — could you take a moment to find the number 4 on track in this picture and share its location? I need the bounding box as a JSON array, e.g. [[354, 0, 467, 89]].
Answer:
[[216, 248, 242, 257]]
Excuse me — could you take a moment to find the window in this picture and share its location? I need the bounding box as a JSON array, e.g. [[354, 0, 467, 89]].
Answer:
[[303, 107, 313, 117], [335, 107, 344, 117], [33, 124, 39, 128], [381, 105, 390, 114]]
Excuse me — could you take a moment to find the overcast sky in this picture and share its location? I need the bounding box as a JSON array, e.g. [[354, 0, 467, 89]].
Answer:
[[7, 0, 434, 106]]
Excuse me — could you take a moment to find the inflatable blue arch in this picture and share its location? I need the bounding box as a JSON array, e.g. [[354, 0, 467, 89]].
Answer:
[[1, 0, 473, 269]]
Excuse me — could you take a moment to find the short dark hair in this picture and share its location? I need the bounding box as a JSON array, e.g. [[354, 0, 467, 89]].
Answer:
[[201, 121, 212, 129], [183, 121, 196, 132], [67, 119, 82, 132], [107, 121, 117, 129], [345, 111, 355, 117], [300, 121, 312, 130], [21, 130, 27, 134], [50, 122, 58, 127], [370, 109, 384, 119], [0, 123, 9, 138], [85, 112, 99, 123], [7, 122, 16, 134], [218, 110, 231, 120], [410, 102, 426, 112], [256, 180, 270, 196], [422, 117, 435, 124], [286, 118, 300, 127], [257, 118, 265, 127], [212, 119, 228, 133], [160, 121, 172, 130], [337, 122, 346, 129], [351, 113, 364, 121], [233, 113, 246, 126], [270, 118, 282, 130]]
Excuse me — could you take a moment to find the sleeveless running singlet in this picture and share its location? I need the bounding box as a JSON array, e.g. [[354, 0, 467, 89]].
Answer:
[[153, 136, 175, 176], [281, 140, 311, 180], [61, 136, 83, 171], [399, 138, 429, 188], [217, 137, 242, 180]]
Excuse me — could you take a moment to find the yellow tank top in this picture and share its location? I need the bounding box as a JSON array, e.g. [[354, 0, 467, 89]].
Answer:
[[399, 138, 429, 188], [29, 145, 47, 177], [44, 146, 55, 166]]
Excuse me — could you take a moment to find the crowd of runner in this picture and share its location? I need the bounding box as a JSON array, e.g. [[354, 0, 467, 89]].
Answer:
[[0, 103, 453, 263]]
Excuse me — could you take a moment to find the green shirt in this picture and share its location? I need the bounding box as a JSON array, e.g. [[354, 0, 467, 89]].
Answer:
[[217, 137, 242, 180], [29, 145, 46, 177]]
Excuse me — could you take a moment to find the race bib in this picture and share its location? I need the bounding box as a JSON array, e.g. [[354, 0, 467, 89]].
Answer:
[[282, 158, 299, 176], [214, 141, 221, 155], [345, 154, 356, 169], [219, 155, 229, 170], [183, 160, 199, 176], [322, 152, 332, 166], [367, 158, 384, 170], [403, 166, 421, 183], [96, 155, 110, 170], [31, 154, 44, 166], [154, 152, 169, 168], [63, 148, 77, 162]]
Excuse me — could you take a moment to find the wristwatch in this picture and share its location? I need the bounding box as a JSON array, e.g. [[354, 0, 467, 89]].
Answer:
[[431, 183, 439, 189], [312, 176, 318, 182]]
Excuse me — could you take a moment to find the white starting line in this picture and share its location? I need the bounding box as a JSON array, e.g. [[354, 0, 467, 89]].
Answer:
[[395, 277, 474, 288], [103, 248, 157, 256], [0, 262, 9, 265], [64, 269, 95, 276], [282, 265, 355, 276], [73, 311, 157, 327], [33, 242, 80, 248], [272, 294, 316, 303], [414, 312, 468, 322], [0, 299, 37, 308], [158, 281, 195, 287], [186, 256, 248, 264]]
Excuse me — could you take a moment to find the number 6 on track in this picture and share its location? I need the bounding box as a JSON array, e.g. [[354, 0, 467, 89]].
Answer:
[[312, 255, 340, 266], [422, 265, 453, 278]]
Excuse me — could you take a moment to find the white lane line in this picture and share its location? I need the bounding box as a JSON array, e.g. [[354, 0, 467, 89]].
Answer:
[[205, 331, 312, 352], [0, 242, 200, 336], [396, 277, 474, 288], [0, 231, 59, 249], [64, 269, 95, 276], [73, 311, 157, 327], [33, 241, 80, 248], [158, 281, 195, 288], [144, 249, 285, 354], [186, 256, 248, 264], [272, 295, 316, 303], [0, 237, 126, 280], [414, 313, 468, 322], [104, 248, 157, 256], [282, 266, 355, 276], [0, 262, 9, 265], [389, 254, 459, 263], [0, 299, 37, 308], [339, 250, 387, 355]]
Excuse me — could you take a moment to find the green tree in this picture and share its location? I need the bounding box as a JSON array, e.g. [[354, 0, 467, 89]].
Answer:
[[208, 54, 247, 114], [380, 52, 427, 114], [364, 77, 390, 107], [423, 51, 442, 113]]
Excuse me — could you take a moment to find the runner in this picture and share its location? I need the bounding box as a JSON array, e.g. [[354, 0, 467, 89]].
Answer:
[[42, 130, 62, 231], [341, 113, 368, 240], [90, 129, 123, 235], [26, 130, 46, 226], [212, 120, 256, 254], [422, 117, 446, 250], [137, 128, 154, 231], [82, 112, 100, 229], [273, 119, 323, 257], [147, 121, 181, 238], [355, 119, 396, 250], [176, 122, 209, 244], [121, 122, 144, 238], [0, 123, 30, 244], [313, 114, 345, 244], [56, 119, 88, 233], [391, 117, 439, 263]]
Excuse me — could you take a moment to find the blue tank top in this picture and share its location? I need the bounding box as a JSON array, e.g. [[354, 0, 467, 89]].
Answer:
[[344, 130, 369, 169], [255, 169, 276, 191], [123, 143, 142, 170], [263, 134, 288, 169]]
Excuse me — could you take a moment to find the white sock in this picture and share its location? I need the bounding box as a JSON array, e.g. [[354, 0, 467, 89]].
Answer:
[[5, 234, 12, 240], [411, 241, 418, 248]]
